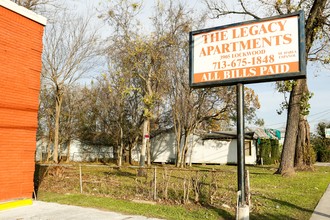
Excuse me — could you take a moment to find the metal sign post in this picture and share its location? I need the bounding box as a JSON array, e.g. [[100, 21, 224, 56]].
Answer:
[[236, 83, 249, 219], [237, 83, 245, 205]]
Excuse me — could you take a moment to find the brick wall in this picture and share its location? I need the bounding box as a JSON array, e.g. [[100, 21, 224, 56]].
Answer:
[[0, 5, 44, 201]]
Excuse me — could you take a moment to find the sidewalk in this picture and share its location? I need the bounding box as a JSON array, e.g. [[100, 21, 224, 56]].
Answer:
[[310, 184, 330, 220], [0, 201, 162, 220], [310, 162, 330, 220]]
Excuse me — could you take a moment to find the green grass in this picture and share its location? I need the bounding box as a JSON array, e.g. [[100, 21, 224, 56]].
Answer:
[[36, 164, 330, 220], [248, 166, 330, 219]]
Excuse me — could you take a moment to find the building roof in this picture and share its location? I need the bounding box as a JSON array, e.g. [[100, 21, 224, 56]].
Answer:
[[201, 128, 281, 141], [0, 0, 47, 25], [249, 128, 281, 140], [201, 131, 255, 140]]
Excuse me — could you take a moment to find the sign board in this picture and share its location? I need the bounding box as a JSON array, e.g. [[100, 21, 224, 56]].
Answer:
[[325, 128, 330, 139], [189, 11, 306, 87]]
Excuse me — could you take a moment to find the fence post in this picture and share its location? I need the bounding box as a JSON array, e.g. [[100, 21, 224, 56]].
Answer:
[[79, 164, 83, 194], [153, 167, 157, 200]]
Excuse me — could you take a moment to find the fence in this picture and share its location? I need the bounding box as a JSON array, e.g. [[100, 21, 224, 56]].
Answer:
[[35, 164, 249, 209]]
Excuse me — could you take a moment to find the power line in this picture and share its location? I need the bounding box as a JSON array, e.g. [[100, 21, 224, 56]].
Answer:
[[309, 111, 330, 123], [265, 121, 286, 127], [308, 109, 330, 118], [263, 109, 330, 128]]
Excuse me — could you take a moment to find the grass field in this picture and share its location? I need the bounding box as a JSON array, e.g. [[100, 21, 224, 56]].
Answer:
[[36, 164, 330, 220]]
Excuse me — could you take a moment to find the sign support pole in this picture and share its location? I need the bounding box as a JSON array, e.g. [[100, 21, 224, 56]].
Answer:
[[236, 83, 249, 219]]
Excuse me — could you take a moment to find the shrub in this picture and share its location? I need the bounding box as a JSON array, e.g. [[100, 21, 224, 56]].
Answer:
[[270, 139, 280, 163], [259, 139, 272, 165], [313, 142, 330, 162], [259, 139, 281, 165], [311, 122, 330, 162]]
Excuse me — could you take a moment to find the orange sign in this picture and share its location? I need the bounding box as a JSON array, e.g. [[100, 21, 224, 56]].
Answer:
[[189, 11, 305, 87]]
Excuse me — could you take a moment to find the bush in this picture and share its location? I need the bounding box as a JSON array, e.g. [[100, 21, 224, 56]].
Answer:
[[259, 139, 272, 165], [313, 142, 330, 162], [320, 150, 330, 162], [259, 139, 281, 165], [270, 139, 280, 163], [311, 122, 330, 162]]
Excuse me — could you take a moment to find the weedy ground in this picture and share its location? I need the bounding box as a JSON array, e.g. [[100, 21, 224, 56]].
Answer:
[[36, 163, 330, 220]]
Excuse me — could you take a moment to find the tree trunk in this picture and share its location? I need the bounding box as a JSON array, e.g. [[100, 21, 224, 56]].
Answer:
[[147, 138, 151, 166], [117, 146, 122, 167], [180, 131, 190, 168], [180, 135, 185, 168], [188, 131, 195, 167], [117, 127, 123, 167], [129, 146, 133, 165], [295, 115, 306, 169], [113, 145, 118, 162], [46, 115, 53, 162], [130, 135, 139, 165], [146, 118, 151, 166], [290, 0, 326, 170], [295, 116, 312, 170], [46, 139, 52, 162], [138, 119, 149, 176], [303, 124, 314, 168], [124, 147, 128, 163], [275, 79, 306, 176], [53, 90, 63, 164], [66, 140, 71, 162], [276, 0, 327, 175], [174, 125, 182, 167], [139, 119, 149, 167], [173, 111, 182, 167]]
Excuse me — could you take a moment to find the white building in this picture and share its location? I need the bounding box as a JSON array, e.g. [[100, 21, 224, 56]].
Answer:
[[134, 131, 259, 165], [36, 129, 279, 165], [36, 139, 114, 162]]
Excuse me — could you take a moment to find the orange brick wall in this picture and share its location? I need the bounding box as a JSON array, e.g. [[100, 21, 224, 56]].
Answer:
[[0, 6, 44, 201]]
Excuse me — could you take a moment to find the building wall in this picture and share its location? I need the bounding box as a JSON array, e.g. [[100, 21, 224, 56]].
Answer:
[[0, 3, 45, 202], [36, 139, 114, 162], [189, 137, 257, 164], [144, 133, 257, 165], [35, 134, 257, 165]]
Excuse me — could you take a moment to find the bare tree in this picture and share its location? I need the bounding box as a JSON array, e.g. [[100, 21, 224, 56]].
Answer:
[[59, 85, 82, 162], [37, 85, 55, 162], [12, 0, 62, 20], [42, 11, 100, 163], [97, 73, 141, 167], [156, 1, 261, 167], [104, 0, 177, 168], [12, 0, 50, 10]]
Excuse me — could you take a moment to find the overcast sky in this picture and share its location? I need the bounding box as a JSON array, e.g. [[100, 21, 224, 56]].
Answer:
[[70, 0, 330, 132]]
